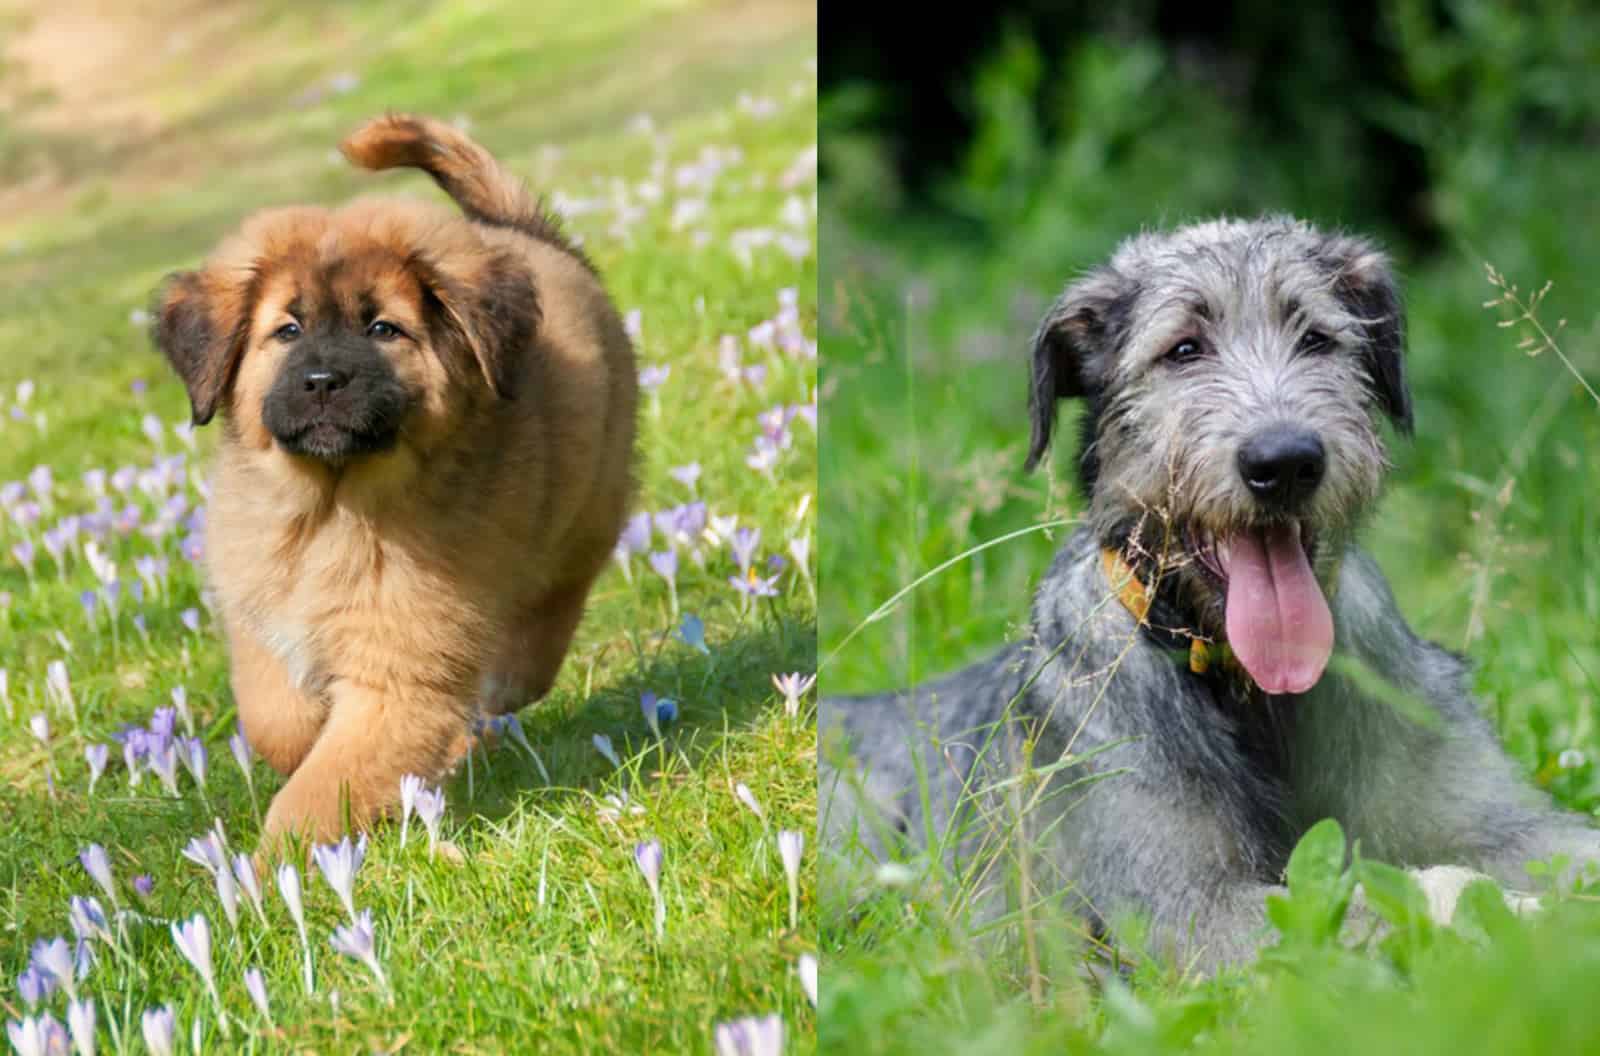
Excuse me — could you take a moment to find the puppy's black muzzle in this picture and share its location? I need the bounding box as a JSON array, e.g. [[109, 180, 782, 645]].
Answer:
[[262, 338, 410, 462]]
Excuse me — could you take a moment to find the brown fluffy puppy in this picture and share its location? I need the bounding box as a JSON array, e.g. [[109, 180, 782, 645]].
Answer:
[[153, 115, 637, 844]]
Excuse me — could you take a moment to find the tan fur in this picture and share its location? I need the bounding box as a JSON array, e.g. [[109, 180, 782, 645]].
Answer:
[[153, 115, 637, 846]]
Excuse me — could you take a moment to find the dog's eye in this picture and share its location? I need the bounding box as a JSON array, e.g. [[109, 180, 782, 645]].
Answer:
[[273, 322, 302, 342], [1164, 338, 1206, 365], [1297, 329, 1332, 355], [367, 320, 403, 340]]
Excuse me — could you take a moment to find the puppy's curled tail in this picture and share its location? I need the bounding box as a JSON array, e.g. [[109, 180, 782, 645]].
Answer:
[[341, 113, 589, 267]]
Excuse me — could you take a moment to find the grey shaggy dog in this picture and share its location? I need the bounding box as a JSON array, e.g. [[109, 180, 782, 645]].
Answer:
[[820, 216, 1600, 969]]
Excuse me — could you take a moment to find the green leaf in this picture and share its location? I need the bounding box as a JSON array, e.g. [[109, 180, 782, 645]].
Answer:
[[1267, 819, 1355, 945], [1354, 859, 1430, 931], [1451, 877, 1520, 946]]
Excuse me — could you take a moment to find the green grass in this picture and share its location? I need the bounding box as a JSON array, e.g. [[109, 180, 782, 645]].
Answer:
[[818, 95, 1600, 1056], [0, 2, 816, 1051]]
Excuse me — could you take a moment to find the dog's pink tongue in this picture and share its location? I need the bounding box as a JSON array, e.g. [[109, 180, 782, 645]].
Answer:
[[1219, 525, 1334, 694]]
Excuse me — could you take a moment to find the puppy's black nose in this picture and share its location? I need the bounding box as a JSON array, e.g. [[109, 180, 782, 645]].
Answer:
[[1237, 426, 1326, 509], [302, 368, 350, 400]]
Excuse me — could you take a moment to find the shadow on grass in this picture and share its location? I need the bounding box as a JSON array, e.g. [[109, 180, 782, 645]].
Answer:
[[457, 604, 817, 827], [0, 607, 813, 950]]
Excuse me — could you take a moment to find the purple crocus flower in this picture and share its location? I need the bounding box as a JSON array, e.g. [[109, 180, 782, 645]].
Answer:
[[26, 465, 53, 501], [180, 608, 201, 633], [331, 910, 391, 997], [17, 966, 56, 1004], [634, 840, 666, 938], [133, 555, 160, 595], [312, 834, 368, 923], [171, 914, 228, 1036], [148, 737, 180, 796], [618, 511, 651, 555], [778, 830, 804, 929], [330, 909, 390, 995], [41, 528, 69, 576], [648, 549, 678, 583], [122, 731, 148, 789], [17, 964, 56, 1007], [771, 672, 817, 718], [729, 527, 761, 574], [11, 539, 37, 577], [414, 786, 447, 856], [7, 1014, 69, 1056], [668, 462, 702, 491], [30, 938, 76, 999], [677, 613, 710, 654], [730, 571, 781, 599], [79, 844, 116, 905], [68, 896, 111, 946], [640, 691, 665, 738], [141, 1006, 175, 1056], [149, 707, 176, 741], [244, 967, 273, 1026], [66, 997, 95, 1056], [746, 436, 780, 474], [639, 364, 671, 393], [115, 504, 141, 535], [180, 737, 208, 792], [713, 1014, 784, 1056], [229, 727, 254, 793]]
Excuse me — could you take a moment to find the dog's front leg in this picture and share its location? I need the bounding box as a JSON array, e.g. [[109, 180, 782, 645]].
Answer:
[[230, 625, 329, 777], [1052, 777, 1289, 972], [260, 677, 473, 844]]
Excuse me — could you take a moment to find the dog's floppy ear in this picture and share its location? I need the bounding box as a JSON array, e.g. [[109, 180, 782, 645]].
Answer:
[[1325, 238, 1412, 435], [1026, 268, 1136, 471], [152, 269, 258, 427], [415, 249, 539, 399]]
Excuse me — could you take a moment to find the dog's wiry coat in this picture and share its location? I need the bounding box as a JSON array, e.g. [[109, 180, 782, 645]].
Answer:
[[821, 217, 1599, 968], [154, 115, 637, 845]]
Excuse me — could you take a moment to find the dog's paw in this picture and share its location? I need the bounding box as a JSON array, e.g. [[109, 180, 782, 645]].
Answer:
[[1407, 865, 1542, 923]]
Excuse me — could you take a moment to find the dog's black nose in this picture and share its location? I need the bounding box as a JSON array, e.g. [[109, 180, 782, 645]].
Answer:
[[302, 368, 350, 400], [1237, 426, 1326, 509]]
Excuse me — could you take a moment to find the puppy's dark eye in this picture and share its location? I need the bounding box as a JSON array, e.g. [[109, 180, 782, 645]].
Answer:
[[273, 322, 302, 342], [1164, 338, 1206, 365], [367, 320, 403, 340], [1297, 329, 1332, 355]]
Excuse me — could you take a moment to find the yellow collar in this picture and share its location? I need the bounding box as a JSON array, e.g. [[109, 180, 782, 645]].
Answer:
[[1100, 545, 1341, 681], [1099, 547, 1239, 677]]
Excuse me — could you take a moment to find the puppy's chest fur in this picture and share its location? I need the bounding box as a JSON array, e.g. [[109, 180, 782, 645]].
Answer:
[[211, 489, 499, 695]]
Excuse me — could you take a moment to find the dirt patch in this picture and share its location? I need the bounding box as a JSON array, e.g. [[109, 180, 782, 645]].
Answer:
[[0, 0, 249, 132]]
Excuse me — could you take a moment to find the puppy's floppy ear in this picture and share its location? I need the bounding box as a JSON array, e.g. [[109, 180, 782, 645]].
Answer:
[[152, 269, 257, 426], [414, 249, 539, 399], [1026, 268, 1137, 471], [1324, 237, 1412, 435]]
